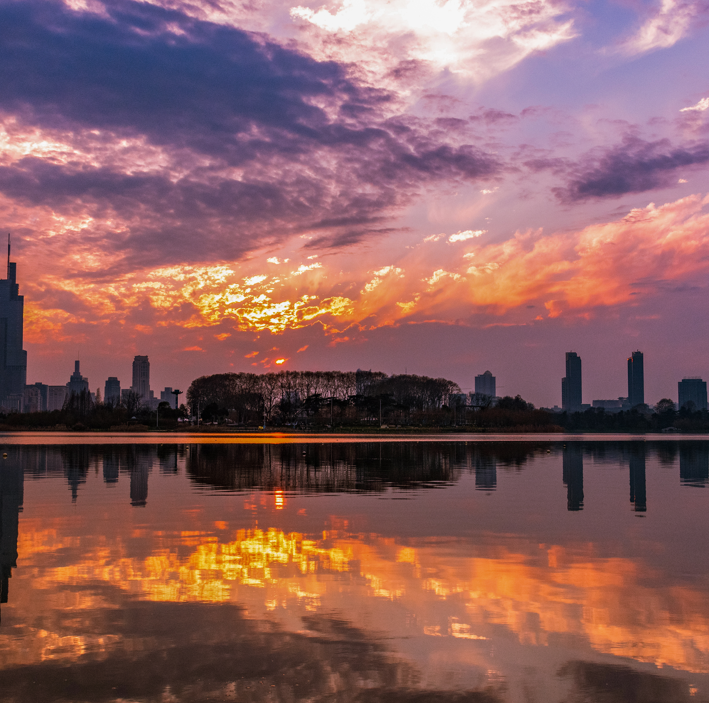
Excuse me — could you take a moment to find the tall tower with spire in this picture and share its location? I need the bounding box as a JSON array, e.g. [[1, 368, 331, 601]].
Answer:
[[0, 234, 27, 409]]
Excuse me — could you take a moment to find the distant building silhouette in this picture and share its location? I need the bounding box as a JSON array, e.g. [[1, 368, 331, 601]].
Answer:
[[22, 383, 42, 413], [679, 445, 709, 487], [562, 444, 584, 510], [627, 351, 645, 408], [67, 360, 89, 397], [160, 387, 174, 404], [678, 378, 707, 411], [0, 238, 27, 411], [104, 377, 121, 405], [592, 399, 623, 411], [562, 352, 582, 411], [132, 356, 150, 400], [629, 445, 646, 512], [0, 454, 23, 624], [47, 385, 67, 411], [474, 370, 496, 398]]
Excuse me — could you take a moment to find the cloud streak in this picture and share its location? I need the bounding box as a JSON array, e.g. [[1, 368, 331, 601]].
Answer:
[[556, 137, 709, 201]]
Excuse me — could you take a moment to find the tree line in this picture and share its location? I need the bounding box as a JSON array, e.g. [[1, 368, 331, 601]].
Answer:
[[185, 370, 564, 430], [557, 399, 709, 433], [187, 370, 462, 427]]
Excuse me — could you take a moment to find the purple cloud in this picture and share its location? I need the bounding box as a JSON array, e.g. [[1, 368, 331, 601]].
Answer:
[[556, 136, 709, 202], [0, 0, 502, 270]]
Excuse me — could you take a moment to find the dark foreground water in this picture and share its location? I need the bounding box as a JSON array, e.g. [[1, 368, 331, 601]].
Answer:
[[1, 438, 709, 702]]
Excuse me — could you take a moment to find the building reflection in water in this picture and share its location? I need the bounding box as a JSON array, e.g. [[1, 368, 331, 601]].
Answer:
[[130, 458, 150, 507], [0, 455, 23, 625], [562, 444, 584, 511], [629, 445, 647, 513], [474, 456, 497, 492], [680, 444, 709, 487]]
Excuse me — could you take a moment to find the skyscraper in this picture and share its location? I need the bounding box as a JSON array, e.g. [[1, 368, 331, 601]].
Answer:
[[562, 352, 582, 411], [132, 356, 150, 400], [474, 370, 496, 397], [104, 377, 121, 405], [67, 360, 89, 396], [678, 378, 707, 411], [0, 237, 27, 410], [627, 351, 645, 408]]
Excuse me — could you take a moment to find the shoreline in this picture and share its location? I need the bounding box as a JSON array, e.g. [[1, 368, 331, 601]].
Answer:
[[1, 430, 709, 445]]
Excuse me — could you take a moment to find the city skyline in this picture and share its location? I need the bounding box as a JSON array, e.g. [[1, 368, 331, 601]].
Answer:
[[3, 250, 708, 411], [1, 0, 708, 407]]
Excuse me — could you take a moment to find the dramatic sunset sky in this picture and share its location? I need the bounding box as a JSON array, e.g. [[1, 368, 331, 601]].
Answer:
[[2, 0, 709, 405]]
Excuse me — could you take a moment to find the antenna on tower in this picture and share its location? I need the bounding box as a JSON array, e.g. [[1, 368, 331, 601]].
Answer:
[[6, 233, 10, 279]]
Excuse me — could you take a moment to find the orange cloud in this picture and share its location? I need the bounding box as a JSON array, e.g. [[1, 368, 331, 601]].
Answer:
[[21, 194, 709, 344]]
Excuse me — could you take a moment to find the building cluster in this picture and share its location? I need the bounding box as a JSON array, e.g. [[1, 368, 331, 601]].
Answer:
[[0, 245, 176, 413], [558, 350, 707, 413], [21, 356, 178, 413]]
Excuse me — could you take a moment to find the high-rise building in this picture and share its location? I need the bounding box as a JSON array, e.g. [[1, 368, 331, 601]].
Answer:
[[47, 386, 67, 411], [160, 387, 174, 404], [0, 238, 27, 410], [104, 377, 121, 405], [22, 384, 42, 413], [132, 356, 151, 401], [474, 370, 496, 397], [627, 351, 645, 408], [678, 378, 707, 411], [23, 382, 48, 412], [562, 352, 582, 411], [67, 360, 89, 396]]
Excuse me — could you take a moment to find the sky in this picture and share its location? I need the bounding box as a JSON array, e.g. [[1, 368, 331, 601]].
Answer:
[[2, 0, 709, 406]]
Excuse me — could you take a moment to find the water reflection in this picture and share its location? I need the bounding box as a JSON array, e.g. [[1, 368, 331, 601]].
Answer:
[[680, 445, 709, 487], [474, 455, 497, 492], [10, 441, 709, 505], [563, 444, 584, 511], [558, 661, 694, 703], [0, 457, 22, 623], [1, 441, 709, 702], [629, 445, 647, 513]]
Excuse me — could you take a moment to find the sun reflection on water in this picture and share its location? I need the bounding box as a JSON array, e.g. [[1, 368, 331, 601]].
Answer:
[[11, 520, 709, 674]]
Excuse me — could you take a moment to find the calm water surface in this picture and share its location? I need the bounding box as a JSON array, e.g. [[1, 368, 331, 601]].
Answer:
[[1, 439, 709, 702]]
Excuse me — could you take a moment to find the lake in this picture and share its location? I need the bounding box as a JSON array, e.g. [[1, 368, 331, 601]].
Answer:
[[1, 436, 708, 702]]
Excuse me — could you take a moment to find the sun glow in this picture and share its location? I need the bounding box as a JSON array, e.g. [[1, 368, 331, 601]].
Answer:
[[20, 195, 709, 345]]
